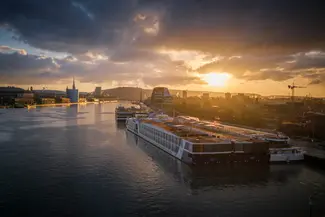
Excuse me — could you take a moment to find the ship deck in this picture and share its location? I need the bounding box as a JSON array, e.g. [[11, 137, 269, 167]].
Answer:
[[141, 119, 266, 145]]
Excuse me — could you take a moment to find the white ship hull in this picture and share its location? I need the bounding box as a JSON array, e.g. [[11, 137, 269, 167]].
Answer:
[[270, 148, 304, 163], [126, 119, 185, 161]]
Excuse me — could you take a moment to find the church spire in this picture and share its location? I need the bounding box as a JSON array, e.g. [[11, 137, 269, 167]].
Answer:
[[72, 76, 76, 89]]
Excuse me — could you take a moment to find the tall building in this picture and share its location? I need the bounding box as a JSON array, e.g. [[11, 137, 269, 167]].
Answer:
[[151, 87, 172, 105], [202, 93, 210, 101], [225, 92, 232, 100], [66, 77, 79, 103], [182, 90, 187, 99], [94, 87, 102, 97]]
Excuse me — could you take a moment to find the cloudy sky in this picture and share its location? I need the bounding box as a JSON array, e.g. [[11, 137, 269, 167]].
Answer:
[[1, 0, 325, 96]]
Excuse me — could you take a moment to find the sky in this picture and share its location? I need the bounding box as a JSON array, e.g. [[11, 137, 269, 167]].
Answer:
[[1, 0, 325, 96]]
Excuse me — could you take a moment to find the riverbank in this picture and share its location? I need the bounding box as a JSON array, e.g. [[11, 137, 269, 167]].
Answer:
[[0, 100, 118, 109]]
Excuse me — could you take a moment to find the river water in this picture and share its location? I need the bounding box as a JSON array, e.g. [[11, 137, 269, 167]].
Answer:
[[0, 103, 325, 217]]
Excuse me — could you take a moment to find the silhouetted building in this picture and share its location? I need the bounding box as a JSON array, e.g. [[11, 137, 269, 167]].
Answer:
[[79, 98, 87, 103], [33, 90, 66, 98], [225, 92, 231, 100], [94, 87, 102, 97], [151, 87, 172, 105], [15, 91, 34, 105], [202, 93, 210, 101], [183, 90, 188, 99], [55, 97, 70, 104], [0, 86, 25, 105], [66, 77, 79, 103], [40, 98, 55, 104]]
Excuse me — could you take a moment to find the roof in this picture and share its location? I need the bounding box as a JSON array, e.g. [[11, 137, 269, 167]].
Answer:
[[140, 119, 265, 144], [0, 87, 24, 93]]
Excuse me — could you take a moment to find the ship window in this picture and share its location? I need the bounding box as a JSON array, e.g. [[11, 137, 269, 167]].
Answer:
[[184, 142, 190, 150], [193, 144, 203, 152]]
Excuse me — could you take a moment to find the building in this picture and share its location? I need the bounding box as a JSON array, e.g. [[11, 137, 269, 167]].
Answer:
[[182, 90, 188, 99], [225, 92, 232, 100], [15, 91, 34, 105], [0, 87, 25, 105], [33, 89, 66, 98], [66, 77, 79, 103], [40, 98, 55, 104], [79, 97, 87, 103], [55, 97, 70, 104], [94, 87, 102, 98], [151, 87, 172, 105], [202, 93, 210, 101]]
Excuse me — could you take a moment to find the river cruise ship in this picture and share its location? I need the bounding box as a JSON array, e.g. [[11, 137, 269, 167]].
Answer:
[[115, 104, 150, 121], [126, 115, 269, 165], [174, 116, 304, 163], [115, 105, 135, 121]]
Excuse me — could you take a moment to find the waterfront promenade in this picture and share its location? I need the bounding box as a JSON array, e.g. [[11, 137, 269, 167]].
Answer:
[[0, 100, 118, 109]]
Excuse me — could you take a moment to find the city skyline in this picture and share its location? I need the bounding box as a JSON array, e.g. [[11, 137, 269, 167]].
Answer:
[[1, 1, 325, 96]]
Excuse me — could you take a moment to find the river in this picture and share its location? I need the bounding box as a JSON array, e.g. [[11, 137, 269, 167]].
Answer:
[[0, 103, 325, 217]]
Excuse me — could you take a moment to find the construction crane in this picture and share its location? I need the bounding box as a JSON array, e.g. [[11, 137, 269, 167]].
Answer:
[[288, 82, 306, 102]]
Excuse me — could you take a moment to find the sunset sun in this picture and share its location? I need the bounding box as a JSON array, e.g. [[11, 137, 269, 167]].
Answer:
[[203, 72, 231, 87]]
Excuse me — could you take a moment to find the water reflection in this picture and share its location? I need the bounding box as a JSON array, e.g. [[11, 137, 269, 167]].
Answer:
[[1, 103, 324, 217]]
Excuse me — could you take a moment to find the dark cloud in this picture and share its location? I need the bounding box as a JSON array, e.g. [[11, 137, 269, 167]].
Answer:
[[242, 69, 296, 81], [0, 45, 27, 55], [309, 79, 322, 85], [110, 48, 166, 63], [0, 52, 66, 84], [0, 50, 192, 86], [1, 0, 325, 56], [143, 76, 206, 86], [196, 55, 292, 77], [0, 0, 137, 54], [305, 72, 325, 85], [148, 0, 325, 55], [289, 52, 325, 70], [0, 52, 57, 75]]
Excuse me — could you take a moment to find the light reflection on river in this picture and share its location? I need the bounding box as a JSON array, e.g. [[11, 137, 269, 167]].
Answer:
[[0, 103, 324, 217]]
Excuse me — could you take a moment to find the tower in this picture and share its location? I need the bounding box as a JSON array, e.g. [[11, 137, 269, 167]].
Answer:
[[66, 77, 79, 103], [72, 76, 76, 90]]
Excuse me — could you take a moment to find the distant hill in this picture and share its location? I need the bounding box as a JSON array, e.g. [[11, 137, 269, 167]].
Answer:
[[102, 87, 146, 101], [102, 87, 260, 101], [33, 90, 66, 95]]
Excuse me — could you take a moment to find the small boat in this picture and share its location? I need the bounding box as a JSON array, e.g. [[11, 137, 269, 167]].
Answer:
[[270, 147, 304, 163]]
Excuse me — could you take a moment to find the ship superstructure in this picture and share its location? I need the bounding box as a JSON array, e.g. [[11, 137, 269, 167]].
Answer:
[[174, 116, 304, 163]]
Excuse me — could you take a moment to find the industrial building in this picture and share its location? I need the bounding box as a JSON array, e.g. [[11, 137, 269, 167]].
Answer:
[[66, 78, 79, 103]]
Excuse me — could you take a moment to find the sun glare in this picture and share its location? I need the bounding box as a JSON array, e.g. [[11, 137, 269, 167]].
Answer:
[[203, 72, 231, 87]]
